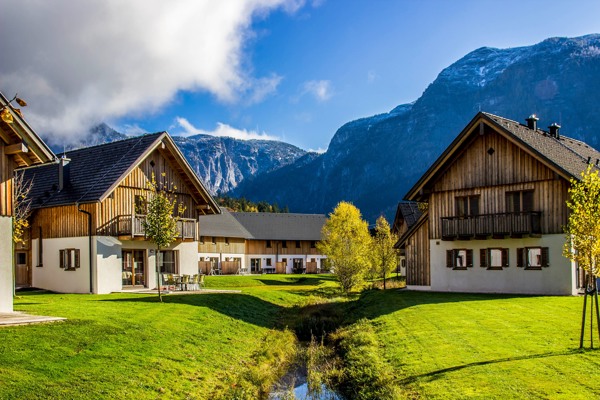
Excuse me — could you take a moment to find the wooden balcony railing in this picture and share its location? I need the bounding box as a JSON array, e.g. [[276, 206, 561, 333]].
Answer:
[[441, 212, 542, 240], [117, 214, 197, 240]]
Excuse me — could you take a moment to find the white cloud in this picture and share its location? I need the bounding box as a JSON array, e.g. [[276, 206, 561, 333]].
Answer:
[[0, 0, 305, 144], [302, 80, 333, 102], [307, 147, 327, 154], [367, 70, 377, 83], [175, 117, 279, 141]]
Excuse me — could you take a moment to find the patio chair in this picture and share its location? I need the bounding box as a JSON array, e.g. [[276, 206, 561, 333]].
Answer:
[[188, 274, 200, 291], [165, 274, 177, 291], [181, 274, 190, 291]]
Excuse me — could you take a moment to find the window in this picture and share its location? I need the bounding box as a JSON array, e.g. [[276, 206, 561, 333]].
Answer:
[[158, 250, 178, 274], [266, 258, 272, 267], [225, 237, 229, 245], [446, 249, 473, 269], [296, 240, 301, 249], [37, 226, 43, 267], [134, 195, 147, 214], [200, 236, 205, 244], [211, 237, 216, 244], [266, 240, 272, 248], [250, 258, 261, 273], [59, 249, 80, 271], [282, 241, 287, 249], [310, 241, 316, 249], [455, 195, 480, 216], [506, 190, 533, 213], [16, 252, 27, 265], [480, 248, 509, 269], [517, 247, 549, 269]]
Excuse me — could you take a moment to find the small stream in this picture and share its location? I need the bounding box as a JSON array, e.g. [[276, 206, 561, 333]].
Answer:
[[269, 364, 342, 400]]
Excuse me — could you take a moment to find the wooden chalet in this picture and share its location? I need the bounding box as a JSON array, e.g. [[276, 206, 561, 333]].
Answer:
[[23, 132, 219, 294], [400, 112, 600, 295], [198, 209, 327, 274], [0, 92, 55, 312]]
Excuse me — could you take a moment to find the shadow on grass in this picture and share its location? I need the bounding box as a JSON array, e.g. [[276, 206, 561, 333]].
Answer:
[[398, 348, 584, 384], [256, 276, 333, 286]]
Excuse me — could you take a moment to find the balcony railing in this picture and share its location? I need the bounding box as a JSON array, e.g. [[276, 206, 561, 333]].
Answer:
[[117, 214, 197, 240], [441, 212, 542, 240]]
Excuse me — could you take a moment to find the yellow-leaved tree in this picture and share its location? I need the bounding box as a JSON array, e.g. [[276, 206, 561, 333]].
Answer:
[[371, 216, 399, 289], [317, 201, 371, 293], [563, 164, 600, 348]]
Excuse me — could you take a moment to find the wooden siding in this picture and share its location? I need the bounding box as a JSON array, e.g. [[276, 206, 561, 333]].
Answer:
[[0, 142, 15, 216], [405, 219, 430, 286], [428, 129, 570, 238], [198, 237, 245, 254], [246, 240, 319, 255], [31, 148, 202, 238]]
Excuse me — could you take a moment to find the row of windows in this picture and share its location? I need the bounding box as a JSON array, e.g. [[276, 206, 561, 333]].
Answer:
[[455, 190, 534, 217], [446, 247, 549, 270]]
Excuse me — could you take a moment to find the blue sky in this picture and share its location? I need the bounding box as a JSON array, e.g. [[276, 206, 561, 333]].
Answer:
[[2, 1, 600, 151]]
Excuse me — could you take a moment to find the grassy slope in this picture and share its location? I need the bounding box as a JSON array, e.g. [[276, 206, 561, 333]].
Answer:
[[350, 290, 600, 399], [1, 276, 600, 399]]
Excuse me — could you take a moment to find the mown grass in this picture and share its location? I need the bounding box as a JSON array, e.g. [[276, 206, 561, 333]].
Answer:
[[2, 276, 600, 399]]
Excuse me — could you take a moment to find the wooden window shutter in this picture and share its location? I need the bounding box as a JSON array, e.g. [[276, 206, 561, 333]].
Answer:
[[446, 250, 453, 268], [541, 247, 550, 267], [466, 249, 473, 267], [480, 249, 487, 268], [59, 249, 65, 269], [502, 248, 509, 268], [75, 249, 81, 269], [516, 248, 524, 267]]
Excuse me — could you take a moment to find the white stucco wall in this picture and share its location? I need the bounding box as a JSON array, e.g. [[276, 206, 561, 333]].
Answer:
[[430, 234, 577, 295], [33, 236, 200, 294], [0, 216, 14, 312], [32, 236, 91, 294]]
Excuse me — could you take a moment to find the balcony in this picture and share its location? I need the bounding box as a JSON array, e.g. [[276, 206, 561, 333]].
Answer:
[[117, 214, 197, 240], [441, 212, 542, 240]]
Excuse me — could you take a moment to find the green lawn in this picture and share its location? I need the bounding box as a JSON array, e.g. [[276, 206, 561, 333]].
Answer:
[[1, 275, 599, 399]]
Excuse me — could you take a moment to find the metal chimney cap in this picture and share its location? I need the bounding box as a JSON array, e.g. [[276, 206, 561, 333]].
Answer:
[[526, 114, 539, 121]]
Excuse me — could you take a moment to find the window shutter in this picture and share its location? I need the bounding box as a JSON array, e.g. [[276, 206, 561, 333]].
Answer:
[[75, 249, 80, 269], [59, 249, 65, 269], [480, 249, 487, 268], [446, 250, 453, 268], [466, 250, 473, 267], [517, 248, 524, 267], [502, 248, 509, 268], [541, 247, 549, 267]]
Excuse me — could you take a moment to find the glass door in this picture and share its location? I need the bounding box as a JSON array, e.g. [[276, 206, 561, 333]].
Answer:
[[122, 250, 146, 287]]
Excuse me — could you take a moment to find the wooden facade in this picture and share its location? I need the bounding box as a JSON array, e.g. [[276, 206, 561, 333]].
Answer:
[[427, 127, 569, 239], [404, 218, 430, 286], [198, 236, 246, 254], [31, 148, 203, 240], [246, 239, 319, 256]]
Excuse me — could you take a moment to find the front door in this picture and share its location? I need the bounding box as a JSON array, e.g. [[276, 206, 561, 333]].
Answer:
[[15, 251, 30, 287], [122, 250, 146, 287]]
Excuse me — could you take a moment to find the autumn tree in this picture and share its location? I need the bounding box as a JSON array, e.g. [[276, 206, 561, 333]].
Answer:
[[371, 216, 399, 289], [13, 170, 33, 245], [317, 202, 371, 293], [564, 164, 600, 348], [142, 173, 185, 302]]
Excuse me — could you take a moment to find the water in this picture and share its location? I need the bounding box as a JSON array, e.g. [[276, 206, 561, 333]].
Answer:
[[269, 369, 342, 400]]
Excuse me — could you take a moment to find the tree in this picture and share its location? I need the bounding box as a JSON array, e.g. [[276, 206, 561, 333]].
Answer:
[[13, 170, 33, 245], [317, 202, 371, 293], [142, 173, 185, 302], [563, 164, 600, 348], [371, 216, 399, 289]]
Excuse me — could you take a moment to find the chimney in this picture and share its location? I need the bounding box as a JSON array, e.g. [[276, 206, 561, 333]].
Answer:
[[548, 123, 561, 139], [58, 155, 71, 191], [525, 114, 539, 130]]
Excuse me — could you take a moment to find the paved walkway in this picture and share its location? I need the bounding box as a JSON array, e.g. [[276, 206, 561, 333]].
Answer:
[[119, 288, 242, 294], [0, 312, 66, 327]]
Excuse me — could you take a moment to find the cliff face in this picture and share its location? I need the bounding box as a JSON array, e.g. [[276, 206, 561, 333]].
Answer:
[[233, 34, 600, 221]]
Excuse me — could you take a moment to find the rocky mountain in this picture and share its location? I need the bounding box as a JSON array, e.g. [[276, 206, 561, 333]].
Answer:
[[51, 124, 308, 195], [232, 34, 600, 222]]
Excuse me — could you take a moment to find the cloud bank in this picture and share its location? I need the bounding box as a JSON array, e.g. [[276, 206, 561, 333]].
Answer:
[[175, 117, 279, 141], [0, 0, 303, 144]]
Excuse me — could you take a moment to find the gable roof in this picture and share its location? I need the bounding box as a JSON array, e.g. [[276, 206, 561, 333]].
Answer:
[[392, 202, 422, 234], [25, 132, 219, 213], [395, 209, 428, 248], [0, 92, 55, 167], [405, 111, 600, 201]]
